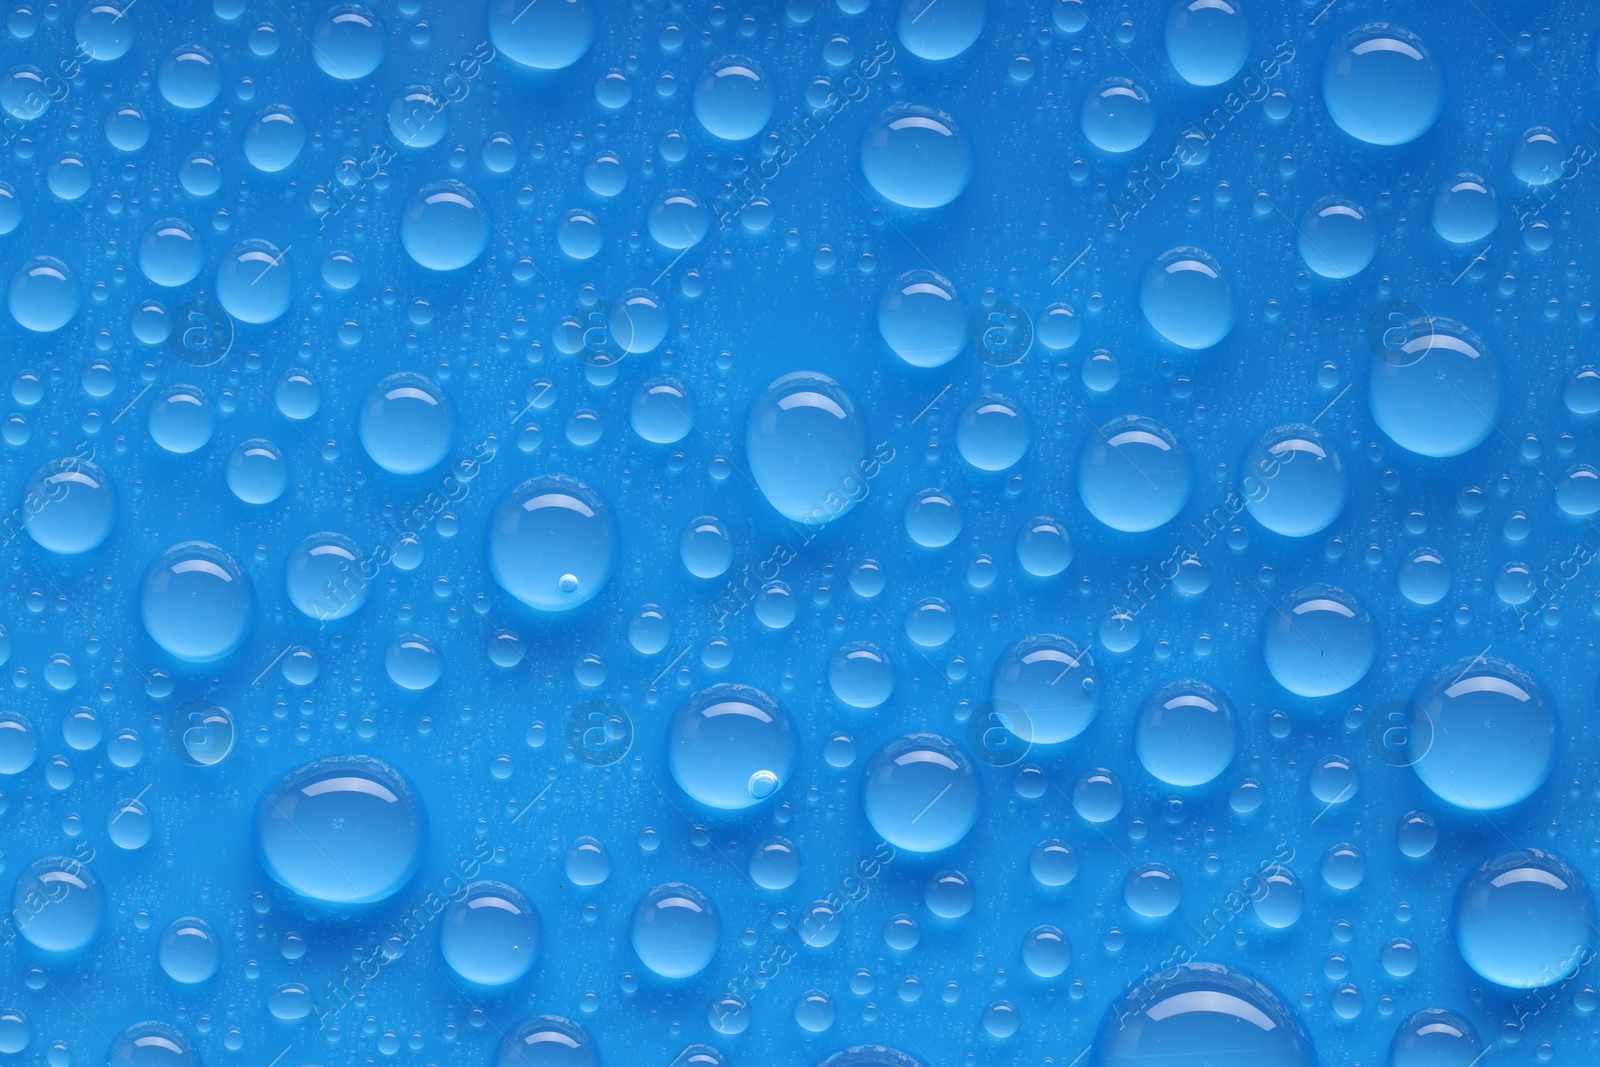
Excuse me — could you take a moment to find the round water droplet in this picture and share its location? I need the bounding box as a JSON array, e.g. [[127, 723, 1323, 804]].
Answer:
[[1322, 24, 1442, 146], [159, 916, 220, 984], [0, 1008, 27, 1054], [388, 85, 449, 148], [140, 542, 254, 663], [386, 633, 441, 691], [23, 457, 116, 555], [860, 103, 972, 209], [648, 190, 710, 250], [166, 701, 234, 767], [227, 439, 287, 505], [8, 257, 79, 333], [1298, 196, 1376, 278], [286, 531, 368, 621], [668, 685, 798, 810], [358, 373, 456, 475], [440, 881, 541, 986], [904, 488, 962, 548], [1081, 78, 1154, 153], [488, 476, 618, 612], [217, 239, 292, 324], [680, 517, 732, 579], [1164, 0, 1247, 86], [402, 181, 490, 271], [1369, 317, 1500, 458], [749, 838, 800, 890], [0, 713, 36, 771], [1124, 862, 1182, 918], [1390, 1009, 1480, 1067], [632, 882, 719, 978], [109, 797, 153, 849], [159, 44, 221, 109], [878, 270, 965, 369], [76, 3, 137, 61], [254, 756, 427, 905], [796, 990, 836, 1032], [897, 0, 985, 60], [956, 394, 1029, 471], [1252, 867, 1304, 930], [565, 837, 609, 886], [148, 384, 215, 454], [630, 377, 694, 444], [488, 0, 596, 70], [11, 856, 104, 952], [139, 219, 204, 287], [108, 1022, 198, 1067], [1016, 517, 1073, 578], [829, 641, 895, 709], [991, 635, 1099, 745], [1140, 247, 1234, 350], [1431, 174, 1497, 244], [862, 733, 981, 852], [1456, 849, 1592, 989], [1240, 424, 1348, 537], [746, 372, 869, 524], [926, 870, 974, 917], [694, 56, 773, 141], [1022, 924, 1072, 977], [1078, 415, 1192, 532], [1410, 658, 1555, 810], [312, 4, 386, 80], [1135, 680, 1237, 787], [1090, 962, 1314, 1067], [1261, 585, 1375, 697], [495, 1016, 597, 1067], [243, 104, 306, 172]]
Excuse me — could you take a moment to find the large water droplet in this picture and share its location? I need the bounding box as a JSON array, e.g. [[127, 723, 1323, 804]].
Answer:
[[401, 181, 490, 271], [1261, 585, 1376, 697], [254, 756, 427, 905], [860, 103, 972, 209], [1140, 247, 1235, 350], [1135, 680, 1237, 787], [1090, 962, 1313, 1067], [487, 0, 596, 71], [1322, 24, 1442, 146], [312, 4, 386, 81], [1369, 316, 1500, 457], [896, 0, 985, 60], [7, 256, 79, 333], [632, 882, 719, 978], [1078, 415, 1191, 532], [11, 856, 104, 952], [23, 457, 116, 555], [878, 270, 966, 368], [440, 881, 541, 986], [487, 476, 619, 612], [495, 1016, 597, 1067], [158, 916, 220, 984], [358, 373, 456, 475], [1240, 423, 1348, 538], [990, 634, 1099, 745], [1455, 849, 1592, 989], [693, 56, 773, 141], [668, 685, 798, 810], [1164, 0, 1247, 87], [216, 239, 293, 324], [1410, 658, 1555, 810], [746, 372, 870, 524], [1081, 78, 1155, 153], [862, 733, 981, 852], [140, 542, 254, 663]]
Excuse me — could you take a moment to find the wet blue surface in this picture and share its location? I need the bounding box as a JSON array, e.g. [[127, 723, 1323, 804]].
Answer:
[[2, 2, 1600, 1066]]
